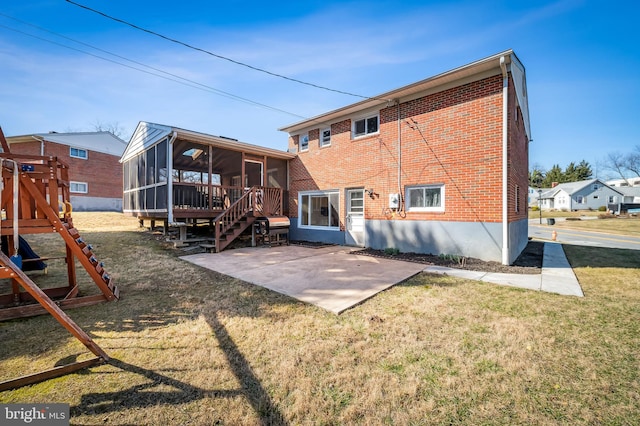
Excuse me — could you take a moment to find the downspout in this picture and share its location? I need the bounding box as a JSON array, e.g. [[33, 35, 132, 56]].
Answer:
[[30, 135, 45, 156], [397, 99, 402, 211], [167, 131, 177, 224], [500, 56, 509, 265]]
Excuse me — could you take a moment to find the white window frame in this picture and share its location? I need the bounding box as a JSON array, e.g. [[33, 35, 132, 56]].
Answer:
[[320, 128, 331, 147], [576, 195, 585, 204], [608, 195, 617, 203], [352, 113, 379, 139], [406, 184, 445, 212], [299, 133, 309, 152], [70, 147, 88, 159], [70, 181, 88, 194], [298, 190, 340, 230]]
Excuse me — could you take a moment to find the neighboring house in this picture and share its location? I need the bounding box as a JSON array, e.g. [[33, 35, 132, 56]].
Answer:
[[618, 187, 640, 203], [528, 187, 547, 207], [279, 50, 531, 264], [7, 131, 127, 211], [540, 179, 623, 211], [120, 122, 294, 251], [606, 177, 640, 187]]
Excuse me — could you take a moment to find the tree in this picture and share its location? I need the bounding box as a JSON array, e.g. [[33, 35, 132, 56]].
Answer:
[[574, 160, 593, 181], [541, 164, 563, 188], [604, 147, 640, 184], [528, 165, 545, 188], [91, 120, 126, 139]]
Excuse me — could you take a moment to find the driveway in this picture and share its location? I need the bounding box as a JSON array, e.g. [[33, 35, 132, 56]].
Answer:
[[181, 245, 426, 314]]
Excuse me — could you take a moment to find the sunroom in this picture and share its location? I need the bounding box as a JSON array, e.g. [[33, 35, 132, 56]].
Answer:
[[120, 122, 294, 250]]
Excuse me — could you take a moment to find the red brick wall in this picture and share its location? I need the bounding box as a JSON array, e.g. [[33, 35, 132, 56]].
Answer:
[[507, 76, 530, 222], [8, 141, 122, 199], [289, 74, 529, 227]]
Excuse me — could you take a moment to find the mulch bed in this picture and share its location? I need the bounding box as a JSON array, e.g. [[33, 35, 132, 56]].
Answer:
[[356, 240, 544, 274]]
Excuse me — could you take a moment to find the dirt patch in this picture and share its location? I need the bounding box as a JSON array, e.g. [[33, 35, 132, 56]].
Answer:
[[356, 240, 544, 274]]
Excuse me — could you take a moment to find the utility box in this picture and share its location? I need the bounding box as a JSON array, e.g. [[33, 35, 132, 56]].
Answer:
[[389, 193, 400, 209]]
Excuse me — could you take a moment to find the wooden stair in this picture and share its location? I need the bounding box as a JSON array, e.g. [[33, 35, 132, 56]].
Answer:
[[64, 219, 119, 300], [213, 186, 283, 252]]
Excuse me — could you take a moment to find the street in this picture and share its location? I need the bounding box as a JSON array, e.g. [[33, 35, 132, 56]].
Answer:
[[529, 220, 640, 251]]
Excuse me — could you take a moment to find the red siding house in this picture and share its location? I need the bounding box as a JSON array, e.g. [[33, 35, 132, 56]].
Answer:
[[7, 131, 127, 211], [279, 50, 531, 264]]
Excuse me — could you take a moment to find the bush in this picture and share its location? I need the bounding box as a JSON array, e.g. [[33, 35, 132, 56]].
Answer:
[[598, 213, 616, 219], [531, 206, 540, 211], [384, 248, 400, 256], [598, 206, 607, 212]]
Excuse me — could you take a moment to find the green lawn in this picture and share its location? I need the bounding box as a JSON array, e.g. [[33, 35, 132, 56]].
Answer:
[[1, 213, 639, 425]]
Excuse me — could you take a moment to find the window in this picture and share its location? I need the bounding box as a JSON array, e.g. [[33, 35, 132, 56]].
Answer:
[[299, 133, 309, 151], [608, 196, 617, 203], [352, 114, 379, 138], [299, 191, 339, 229], [320, 128, 331, 147], [70, 147, 88, 159], [576, 195, 585, 204], [70, 181, 88, 193], [515, 185, 520, 212], [406, 184, 444, 212]]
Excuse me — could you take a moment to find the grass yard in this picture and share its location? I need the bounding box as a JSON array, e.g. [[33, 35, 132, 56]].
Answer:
[[528, 210, 601, 220], [1, 213, 639, 425], [555, 216, 640, 236]]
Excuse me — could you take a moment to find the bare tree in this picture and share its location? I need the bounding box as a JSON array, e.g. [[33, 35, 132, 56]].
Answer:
[[604, 147, 640, 184], [91, 120, 126, 139]]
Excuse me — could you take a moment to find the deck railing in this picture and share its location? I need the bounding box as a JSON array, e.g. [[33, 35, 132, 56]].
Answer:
[[172, 184, 283, 215]]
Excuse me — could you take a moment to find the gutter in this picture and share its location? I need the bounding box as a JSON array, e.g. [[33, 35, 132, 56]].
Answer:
[[167, 131, 177, 224], [500, 56, 509, 265]]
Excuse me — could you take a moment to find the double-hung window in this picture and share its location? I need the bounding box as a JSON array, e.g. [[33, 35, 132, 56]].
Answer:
[[352, 114, 379, 138], [70, 147, 88, 159], [299, 133, 309, 152], [406, 184, 445, 212], [320, 128, 331, 147], [299, 191, 339, 229]]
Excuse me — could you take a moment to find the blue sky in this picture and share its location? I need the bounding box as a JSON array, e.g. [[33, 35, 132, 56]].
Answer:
[[1, 0, 638, 177]]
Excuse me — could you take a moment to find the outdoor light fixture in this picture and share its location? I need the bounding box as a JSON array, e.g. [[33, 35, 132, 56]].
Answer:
[[365, 188, 375, 198]]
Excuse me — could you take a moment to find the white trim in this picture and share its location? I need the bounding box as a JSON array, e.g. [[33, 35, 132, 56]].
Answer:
[[70, 146, 88, 159], [299, 133, 309, 152], [405, 184, 445, 212], [320, 128, 331, 147], [70, 181, 88, 194], [351, 113, 380, 139], [298, 190, 340, 230]]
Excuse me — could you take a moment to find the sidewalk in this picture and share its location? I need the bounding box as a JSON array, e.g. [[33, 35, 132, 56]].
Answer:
[[423, 242, 584, 297]]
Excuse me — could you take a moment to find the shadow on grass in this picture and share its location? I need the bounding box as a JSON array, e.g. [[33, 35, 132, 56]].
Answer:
[[563, 244, 640, 269], [71, 312, 288, 425]]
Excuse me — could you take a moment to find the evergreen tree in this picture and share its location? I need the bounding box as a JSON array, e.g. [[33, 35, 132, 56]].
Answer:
[[574, 160, 593, 181], [542, 164, 563, 187]]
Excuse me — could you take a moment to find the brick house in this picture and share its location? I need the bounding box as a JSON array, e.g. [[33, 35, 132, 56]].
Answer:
[[279, 50, 531, 264], [6, 131, 127, 211]]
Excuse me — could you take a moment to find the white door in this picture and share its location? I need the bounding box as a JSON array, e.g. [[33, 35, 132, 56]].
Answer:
[[345, 188, 365, 246]]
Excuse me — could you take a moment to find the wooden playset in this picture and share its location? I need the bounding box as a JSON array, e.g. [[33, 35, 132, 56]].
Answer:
[[0, 127, 118, 390]]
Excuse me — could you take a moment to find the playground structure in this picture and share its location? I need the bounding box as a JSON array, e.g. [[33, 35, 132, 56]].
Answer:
[[0, 127, 118, 390]]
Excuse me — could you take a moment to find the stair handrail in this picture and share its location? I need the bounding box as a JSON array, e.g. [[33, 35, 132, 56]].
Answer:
[[213, 187, 255, 248]]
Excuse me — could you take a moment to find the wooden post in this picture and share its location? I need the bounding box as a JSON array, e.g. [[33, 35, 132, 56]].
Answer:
[[0, 251, 109, 360]]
